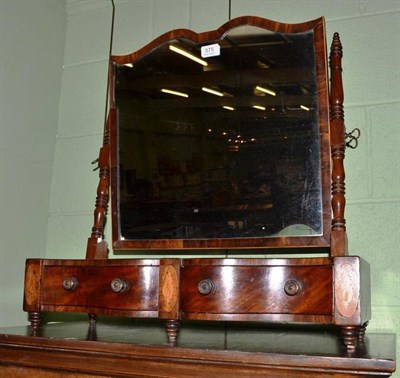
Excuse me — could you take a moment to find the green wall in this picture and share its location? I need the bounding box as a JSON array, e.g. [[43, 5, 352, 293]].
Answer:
[[0, 0, 67, 327], [1, 0, 399, 372]]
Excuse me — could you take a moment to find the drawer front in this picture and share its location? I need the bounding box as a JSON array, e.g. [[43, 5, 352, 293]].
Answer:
[[42, 265, 159, 311], [180, 265, 333, 315]]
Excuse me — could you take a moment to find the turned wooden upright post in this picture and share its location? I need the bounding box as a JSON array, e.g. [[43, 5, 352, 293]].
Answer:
[[86, 63, 115, 260], [329, 32, 347, 257], [85, 131, 110, 259]]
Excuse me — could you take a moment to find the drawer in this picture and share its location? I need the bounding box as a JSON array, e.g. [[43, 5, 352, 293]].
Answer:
[[180, 264, 333, 315], [42, 265, 159, 312]]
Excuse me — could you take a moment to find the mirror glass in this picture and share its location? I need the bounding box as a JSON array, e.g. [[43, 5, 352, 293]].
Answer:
[[114, 25, 324, 243]]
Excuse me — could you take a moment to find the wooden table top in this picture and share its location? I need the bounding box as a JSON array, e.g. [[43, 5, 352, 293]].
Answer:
[[0, 317, 396, 377]]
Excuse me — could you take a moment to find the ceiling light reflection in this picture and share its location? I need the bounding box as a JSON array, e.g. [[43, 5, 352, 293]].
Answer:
[[202, 87, 224, 97], [161, 89, 189, 98], [169, 45, 208, 66], [255, 85, 276, 96], [253, 105, 266, 110]]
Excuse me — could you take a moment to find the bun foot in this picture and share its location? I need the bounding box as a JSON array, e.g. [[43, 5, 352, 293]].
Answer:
[[340, 326, 359, 351], [28, 311, 42, 336], [340, 323, 368, 355], [165, 319, 179, 346]]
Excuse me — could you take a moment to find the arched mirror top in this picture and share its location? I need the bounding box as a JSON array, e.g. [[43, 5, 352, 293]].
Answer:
[[111, 16, 327, 66], [107, 16, 334, 251]]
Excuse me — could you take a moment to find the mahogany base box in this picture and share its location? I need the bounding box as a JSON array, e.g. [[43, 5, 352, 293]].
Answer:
[[24, 256, 370, 350]]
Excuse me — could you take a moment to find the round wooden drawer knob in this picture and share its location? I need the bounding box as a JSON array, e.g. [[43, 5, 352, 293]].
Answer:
[[111, 278, 129, 293], [62, 277, 79, 291], [198, 279, 215, 295], [284, 280, 301, 296]]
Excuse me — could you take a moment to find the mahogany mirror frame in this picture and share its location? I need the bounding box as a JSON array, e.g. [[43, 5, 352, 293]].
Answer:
[[87, 16, 346, 255]]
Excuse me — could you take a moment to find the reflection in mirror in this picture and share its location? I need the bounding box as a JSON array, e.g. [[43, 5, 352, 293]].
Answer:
[[115, 26, 322, 241]]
